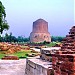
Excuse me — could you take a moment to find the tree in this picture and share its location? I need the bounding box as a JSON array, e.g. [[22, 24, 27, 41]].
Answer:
[[4, 33, 17, 42], [4, 33, 9, 42], [17, 36, 30, 42], [0, 35, 3, 42], [0, 1, 9, 34], [51, 36, 65, 42]]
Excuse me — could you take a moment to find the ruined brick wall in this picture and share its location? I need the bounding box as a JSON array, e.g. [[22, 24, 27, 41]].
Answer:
[[61, 26, 75, 51], [51, 25, 75, 75], [30, 19, 51, 43]]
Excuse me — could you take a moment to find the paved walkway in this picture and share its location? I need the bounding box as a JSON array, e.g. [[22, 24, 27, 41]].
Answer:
[[0, 59, 26, 75]]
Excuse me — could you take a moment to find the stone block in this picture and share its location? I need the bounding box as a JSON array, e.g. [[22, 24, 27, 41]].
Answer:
[[26, 63, 30, 70], [36, 64, 42, 72], [27, 60, 36, 68], [29, 66, 35, 73]]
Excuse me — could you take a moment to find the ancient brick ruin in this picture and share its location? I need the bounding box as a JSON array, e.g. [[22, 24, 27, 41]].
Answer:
[[2, 55, 19, 60], [25, 47, 60, 75], [27, 25, 75, 75], [30, 19, 51, 43], [52, 26, 75, 75], [61, 26, 75, 51]]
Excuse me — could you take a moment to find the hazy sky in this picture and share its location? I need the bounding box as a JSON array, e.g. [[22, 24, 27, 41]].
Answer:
[[1, 0, 74, 37]]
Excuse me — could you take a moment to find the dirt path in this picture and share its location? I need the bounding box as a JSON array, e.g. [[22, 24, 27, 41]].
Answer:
[[0, 59, 26, 75]]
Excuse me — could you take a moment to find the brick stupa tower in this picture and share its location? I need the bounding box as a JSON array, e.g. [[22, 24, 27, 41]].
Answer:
[[30, 19, 51, 43]]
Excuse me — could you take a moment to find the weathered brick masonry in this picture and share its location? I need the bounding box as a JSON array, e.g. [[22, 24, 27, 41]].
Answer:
[[30, 19, 51, 43], [52, 26, 75, 75]]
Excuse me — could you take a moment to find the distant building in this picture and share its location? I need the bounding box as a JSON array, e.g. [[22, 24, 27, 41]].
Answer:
[[30, 18, 51, 43]]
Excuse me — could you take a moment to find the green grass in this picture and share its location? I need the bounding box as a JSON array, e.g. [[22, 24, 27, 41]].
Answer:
[[46, 42, 62, 47], [13, 50, 32, 59], [0, 49, 39, 59], [46, 42, 57, 47], [0, 50, 37, 59], [0, 53, 5, 59]]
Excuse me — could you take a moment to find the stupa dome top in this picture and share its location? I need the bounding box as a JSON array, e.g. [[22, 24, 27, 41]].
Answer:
[[33, 18, 47, 24]]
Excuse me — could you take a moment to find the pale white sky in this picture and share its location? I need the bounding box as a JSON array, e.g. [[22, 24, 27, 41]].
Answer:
[[1, 0, 74, 37]]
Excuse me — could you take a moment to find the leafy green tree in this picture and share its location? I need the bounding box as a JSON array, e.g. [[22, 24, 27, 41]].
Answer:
[[17, 36, 30, 42], [51, 36, 58, 41], [17, 36, 23, 42], [23, 37, 30, 42], [0, 1, 9, 34], [4, 33, 9, 42], [57, 36, 64, 42], [0, 35, 3, 42], [4, 33, 17, 42], [51, 36, 65, 42], [9, 32, 12, 42]]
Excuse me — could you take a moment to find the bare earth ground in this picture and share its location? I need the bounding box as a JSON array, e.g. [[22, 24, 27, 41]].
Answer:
[[0, 59, 27, 75]]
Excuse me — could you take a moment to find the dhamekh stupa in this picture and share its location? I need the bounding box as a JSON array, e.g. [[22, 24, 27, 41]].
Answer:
[[30, 18, 51, 43]]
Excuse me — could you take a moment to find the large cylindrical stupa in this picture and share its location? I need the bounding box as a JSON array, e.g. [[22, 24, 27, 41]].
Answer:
[[30, 18, 51, 43]]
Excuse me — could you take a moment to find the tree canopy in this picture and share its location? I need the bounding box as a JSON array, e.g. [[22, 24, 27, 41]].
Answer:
[[51, 36, 65, 42], [0, 1, 9, 34]]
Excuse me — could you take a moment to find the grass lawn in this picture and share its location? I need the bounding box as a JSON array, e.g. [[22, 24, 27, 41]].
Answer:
[[13, 50, 39, 59], [0, 50, 38, 59], [13, 50, 32, 58], [46, 42, 57, 47], [0, 53, 5, 59], [46, 42, 61, 47]]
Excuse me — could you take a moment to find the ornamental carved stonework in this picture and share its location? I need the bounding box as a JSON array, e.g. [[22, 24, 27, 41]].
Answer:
[[30, 19, 51, 43]]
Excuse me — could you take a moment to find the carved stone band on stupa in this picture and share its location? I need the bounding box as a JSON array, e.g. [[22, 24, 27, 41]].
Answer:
[[30, 18, 51, 43]]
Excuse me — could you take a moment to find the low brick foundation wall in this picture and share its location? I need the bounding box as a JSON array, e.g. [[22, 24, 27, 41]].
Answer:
[[2, 55, 19, 60]]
